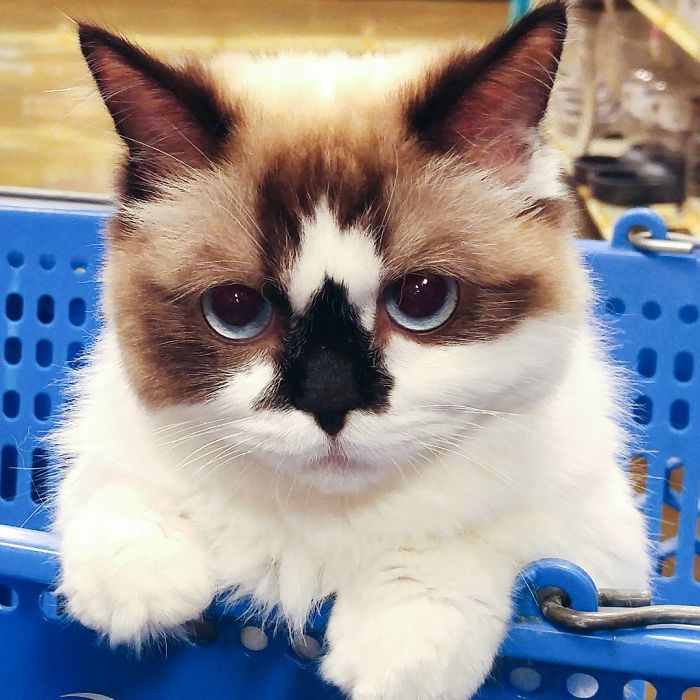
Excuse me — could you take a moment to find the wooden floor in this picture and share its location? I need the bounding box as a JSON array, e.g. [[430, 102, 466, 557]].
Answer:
[[0, 0, 507, 195]]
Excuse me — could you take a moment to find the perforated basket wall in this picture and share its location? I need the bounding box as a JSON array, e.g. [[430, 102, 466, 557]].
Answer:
[[0, 204, 699, 699], [578, 211, 700, 608], [1, 205, 102, 530]]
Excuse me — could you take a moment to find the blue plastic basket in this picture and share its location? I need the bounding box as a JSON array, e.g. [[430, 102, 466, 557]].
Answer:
[[1, 202, 699, 699]]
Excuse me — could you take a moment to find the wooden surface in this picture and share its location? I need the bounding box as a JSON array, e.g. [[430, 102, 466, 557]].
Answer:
[[0, 0, 507, 195]]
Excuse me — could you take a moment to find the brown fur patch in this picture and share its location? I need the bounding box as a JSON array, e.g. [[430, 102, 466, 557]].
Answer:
[[373, 141, 582, 345], [257, 139, 389, 278], [107, 125, 581, 408], [95, 11, 584, 410], [405, 2, 566, 173], [105, 133, 395, 408], [79, 24, 237, 202], [103, 240, 285, 406]]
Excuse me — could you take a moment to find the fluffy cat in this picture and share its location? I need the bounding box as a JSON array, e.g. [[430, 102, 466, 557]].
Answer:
[[53, 3, 650, 698]]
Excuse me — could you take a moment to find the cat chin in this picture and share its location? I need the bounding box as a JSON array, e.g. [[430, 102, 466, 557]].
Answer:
[[248, 445, 398, 495], [284, 463, 390, 496]]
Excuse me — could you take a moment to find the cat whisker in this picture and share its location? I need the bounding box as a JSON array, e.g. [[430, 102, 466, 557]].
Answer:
[[194, 442, 257, 484], [416, 404, 522, 417], [119, 134, 200, 177], [175, 434, 251, 476], [155, 418, 254, 449], [406, 432, 545, 514], [151, 415, 247, 437], [379, 144, 400, 238]]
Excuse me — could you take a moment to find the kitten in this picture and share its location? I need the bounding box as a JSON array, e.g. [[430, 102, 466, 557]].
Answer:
[[53, 3, 650, 698]]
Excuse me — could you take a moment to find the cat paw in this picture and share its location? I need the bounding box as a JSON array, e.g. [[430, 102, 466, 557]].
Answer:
[[58, 505, 215, 646], [322, 597, 496, 700]]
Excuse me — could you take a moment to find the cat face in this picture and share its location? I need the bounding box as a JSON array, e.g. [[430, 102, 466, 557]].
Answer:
[[82, 3, 586, 493]]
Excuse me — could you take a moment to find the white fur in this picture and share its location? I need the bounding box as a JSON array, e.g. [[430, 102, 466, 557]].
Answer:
[[211, 50, 433, 117], [54, 50, 649, 700], [287, 202, 383, 327], [53, 300, 650, 698], [519, 140, 568, 200]]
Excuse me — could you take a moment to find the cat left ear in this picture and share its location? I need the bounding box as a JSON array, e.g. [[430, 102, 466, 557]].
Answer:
[[406, 1, 567, 178], [78, 24, 236, 200]]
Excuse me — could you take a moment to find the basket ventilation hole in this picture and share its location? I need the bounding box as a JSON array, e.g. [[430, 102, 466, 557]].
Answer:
[[291, 634, 322, 661], [636, 348, 657, 378], [682, 689, 700, 700], [623, 681, 657, 700], [674, 352, 694, 383], [240, 626, 268, 651], [694, 528, 700, 584], [39, 254, 55, 270], [4, 338, 21, 365], [34, 393, 51, 422], [39, 590, 66, 620], [566, 673, 599, 698], [5, 293, 23, 322], [71, 258, 88, 275], [67, 341, 85, 370], [69, 298, 86, 326], [659, 459, 683, 577], [679, 305, 699, 324], [37, 295, 55, 324], [36, 340, 53, 368], [2, 391, 20, 419], [31, 448, 51, 505], [0, 584, 18, 610], [670, 400, 690, 430], [632, 395, 653, 425], [190, 619, 217, 645], [509, 667, 542, 693], [0, 446, 18, 501], [605, 298, 625, 315], [7, 251, 24, 268], [628, 455, 648, 505], [642, 301, 661, 320]]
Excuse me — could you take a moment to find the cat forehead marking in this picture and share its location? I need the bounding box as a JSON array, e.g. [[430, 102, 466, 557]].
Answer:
[[285, 202, 383, 316]]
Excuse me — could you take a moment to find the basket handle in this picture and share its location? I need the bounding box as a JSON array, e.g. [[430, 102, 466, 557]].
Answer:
[[611, 208, 698, 255]]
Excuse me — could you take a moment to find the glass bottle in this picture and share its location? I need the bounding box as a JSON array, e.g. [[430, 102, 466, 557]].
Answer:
[[685, 97, 700, 203]]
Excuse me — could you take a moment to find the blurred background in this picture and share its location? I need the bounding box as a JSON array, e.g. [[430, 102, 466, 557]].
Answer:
[[0, 0, 699, 240]]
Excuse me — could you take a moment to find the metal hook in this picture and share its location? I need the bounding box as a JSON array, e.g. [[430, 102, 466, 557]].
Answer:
[[538, 587, 700, 631], [629, 229, 699, 254]]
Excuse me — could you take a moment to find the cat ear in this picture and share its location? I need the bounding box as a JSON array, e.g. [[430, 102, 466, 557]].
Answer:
[[78, 25, 235, 200], [406, 1, 567, 179]]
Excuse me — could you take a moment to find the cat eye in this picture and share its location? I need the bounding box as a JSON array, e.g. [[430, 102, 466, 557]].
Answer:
[[385, 274, 459, 332], [201, 284, 272, 340]]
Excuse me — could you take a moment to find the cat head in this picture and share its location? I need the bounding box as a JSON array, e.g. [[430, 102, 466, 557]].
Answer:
[[80, 2, 586, 494]]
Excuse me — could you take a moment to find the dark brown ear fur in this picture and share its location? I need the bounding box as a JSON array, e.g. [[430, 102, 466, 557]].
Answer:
[[78, 24, 236, 200], [406, 1, 567, 173]]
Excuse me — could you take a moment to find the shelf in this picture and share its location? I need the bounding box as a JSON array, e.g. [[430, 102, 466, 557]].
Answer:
[[575, 186, 695, 240], [577, 186, 616, 239], [627, 0, 700, 62], [548, 127, 699, 240]]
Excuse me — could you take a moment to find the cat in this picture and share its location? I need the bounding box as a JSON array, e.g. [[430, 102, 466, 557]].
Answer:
[[52, 3, 650, 698]]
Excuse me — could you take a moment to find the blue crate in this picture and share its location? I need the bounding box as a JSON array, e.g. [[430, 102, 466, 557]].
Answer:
[[1, 202, 699, 698]]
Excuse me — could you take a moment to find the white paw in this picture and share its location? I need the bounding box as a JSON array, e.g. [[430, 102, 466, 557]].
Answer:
[[58, 501, 215, 647], [322, 596, 500, 700]]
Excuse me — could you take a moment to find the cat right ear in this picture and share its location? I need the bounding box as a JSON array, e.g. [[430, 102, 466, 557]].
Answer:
[[78, 25, 236, 200], [405, 1, 567, 183]]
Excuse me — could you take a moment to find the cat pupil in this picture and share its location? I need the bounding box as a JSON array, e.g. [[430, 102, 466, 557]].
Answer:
[[211, 284, 263, 327], [394, 274, 448, 318]]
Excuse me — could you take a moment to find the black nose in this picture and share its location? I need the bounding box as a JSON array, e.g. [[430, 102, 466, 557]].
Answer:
[[313, 410, 347, 437], [289, 348, 361, 437]]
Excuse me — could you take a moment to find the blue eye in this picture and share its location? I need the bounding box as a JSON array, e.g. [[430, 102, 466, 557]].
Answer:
[[201, 284, 272, 340], [385, 274, 459, 332]]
